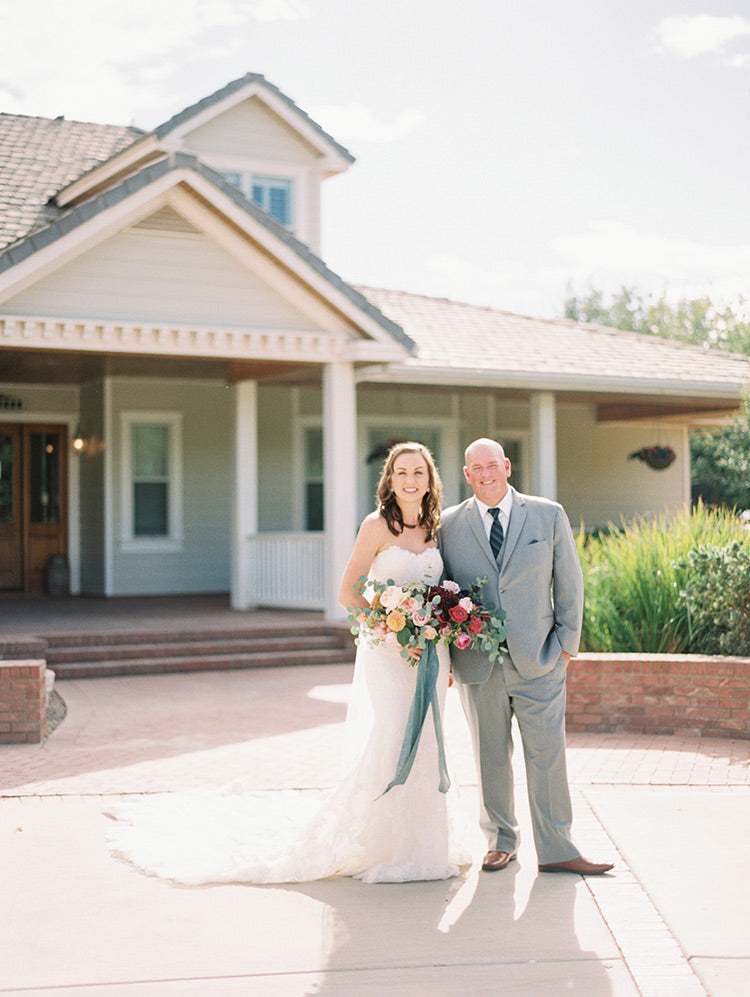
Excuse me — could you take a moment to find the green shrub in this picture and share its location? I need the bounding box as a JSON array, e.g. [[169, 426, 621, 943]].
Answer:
[[674, 541, 750, 656], [577, 503, 750, 653]]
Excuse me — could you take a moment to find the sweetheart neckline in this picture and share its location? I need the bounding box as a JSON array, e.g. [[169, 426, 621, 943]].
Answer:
[[374, 545, 440, 559]]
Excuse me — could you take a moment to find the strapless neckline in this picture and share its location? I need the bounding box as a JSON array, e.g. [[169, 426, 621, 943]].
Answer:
[[376, 545, 439, 559]]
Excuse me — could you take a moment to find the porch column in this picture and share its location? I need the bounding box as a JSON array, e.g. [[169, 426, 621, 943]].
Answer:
[[323, 360, 357, 621], [529, 391, 557, 500], [231, 380, 258, 610]]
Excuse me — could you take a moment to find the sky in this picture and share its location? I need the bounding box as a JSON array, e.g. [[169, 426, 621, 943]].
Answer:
[[2, 0, 750, 319]]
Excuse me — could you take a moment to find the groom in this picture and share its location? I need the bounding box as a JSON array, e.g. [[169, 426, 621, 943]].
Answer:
[[440, 438, 613, 875]]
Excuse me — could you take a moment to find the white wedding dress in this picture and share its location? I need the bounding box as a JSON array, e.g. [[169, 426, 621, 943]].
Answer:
[[105, 546, 472, 885]]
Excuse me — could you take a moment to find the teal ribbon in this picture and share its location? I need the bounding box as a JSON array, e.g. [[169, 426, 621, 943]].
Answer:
[[381, 641, 450, 796]]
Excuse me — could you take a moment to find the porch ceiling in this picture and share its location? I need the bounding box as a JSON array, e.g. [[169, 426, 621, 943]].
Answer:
[[0, 348, 324, 386], [356, 381, 740, 423]]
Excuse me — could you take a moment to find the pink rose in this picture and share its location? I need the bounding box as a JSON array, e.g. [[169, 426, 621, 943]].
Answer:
[[411, 610, 432, 627], [423, 625, 438, 642], [455, 631, 472, 649], [384, 631, 401, 648], [442, 580, 461, 594], [468, 615, 483, 635], [459, 597, 474, 613]]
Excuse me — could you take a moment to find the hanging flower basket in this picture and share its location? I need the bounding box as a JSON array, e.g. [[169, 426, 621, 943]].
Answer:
[[628, 445, 676, 470]]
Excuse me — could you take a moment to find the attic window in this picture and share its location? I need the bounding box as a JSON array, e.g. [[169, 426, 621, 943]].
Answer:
[[221, 171, 293, 228]]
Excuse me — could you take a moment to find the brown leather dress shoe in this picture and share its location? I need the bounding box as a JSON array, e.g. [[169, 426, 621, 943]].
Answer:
[[539, 856, 614, 875], [481, 850, 517, 871]]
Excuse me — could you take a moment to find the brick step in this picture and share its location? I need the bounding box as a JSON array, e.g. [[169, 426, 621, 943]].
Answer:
[[43, 624, 337, 650], [52, 644, 355, 680], [45, 633, 344, 665]]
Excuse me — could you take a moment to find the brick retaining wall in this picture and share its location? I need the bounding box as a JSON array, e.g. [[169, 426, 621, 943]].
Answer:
[[0, 659, 47, 744], [568, 653, 750, 739]]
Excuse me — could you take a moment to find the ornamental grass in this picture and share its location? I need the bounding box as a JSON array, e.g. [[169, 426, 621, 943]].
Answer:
[[576, 502, 750, 654]]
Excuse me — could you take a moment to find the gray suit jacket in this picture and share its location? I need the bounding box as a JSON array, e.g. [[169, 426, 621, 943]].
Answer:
[[439, 487, 583, 683]]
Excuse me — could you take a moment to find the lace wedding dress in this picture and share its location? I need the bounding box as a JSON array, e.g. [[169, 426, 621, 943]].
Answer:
[[105, 546, 472, 885]]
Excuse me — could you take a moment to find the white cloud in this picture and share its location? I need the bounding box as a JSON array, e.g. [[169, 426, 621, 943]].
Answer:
[[310, 102, 426, 145], [551, 221, 750, 307], [250, 0, 310, 21], [0, 0, 309, 124], [648, 14, 750, 62]]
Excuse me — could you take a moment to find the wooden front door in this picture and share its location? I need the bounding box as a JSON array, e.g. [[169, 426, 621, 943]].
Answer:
[[0, 423, 68, 593]]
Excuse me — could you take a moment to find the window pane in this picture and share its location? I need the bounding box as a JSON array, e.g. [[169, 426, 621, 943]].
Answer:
[[269, 186, 290, 225], [134, 482, 168, 536], [133, 425, 168, 477], [0, 433, 13, 523], [305, 427, 323, 477], [29, 432, 61, 524], [251, 177, 292, 226], [305, 482, 324, 531]]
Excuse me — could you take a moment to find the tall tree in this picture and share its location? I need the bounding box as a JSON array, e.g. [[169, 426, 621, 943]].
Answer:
[[564, 286, 750, 355]]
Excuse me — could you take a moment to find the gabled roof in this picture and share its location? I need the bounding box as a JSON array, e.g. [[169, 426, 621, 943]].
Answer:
[[0, 113, 141, 250], [356, 286, 750, 400], [0, 151, 413, 352], [154, 73, 354, 165], [54, 73, 353, 210]]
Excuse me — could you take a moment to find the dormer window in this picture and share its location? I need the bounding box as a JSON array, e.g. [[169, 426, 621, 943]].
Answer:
[[221, 171, 293, 228]]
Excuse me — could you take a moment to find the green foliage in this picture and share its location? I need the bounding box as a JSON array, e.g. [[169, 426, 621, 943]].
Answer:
[[674, 541, 750, 656], [690, 399, 750, 510], [564, 284, 750, 355], [577, 504, 750, 653]]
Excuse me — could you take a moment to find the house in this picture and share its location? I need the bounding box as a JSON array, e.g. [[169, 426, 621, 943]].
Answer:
[[1, 73, 749, 618]]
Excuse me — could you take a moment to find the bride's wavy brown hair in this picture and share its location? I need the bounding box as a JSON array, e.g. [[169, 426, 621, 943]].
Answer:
[[376, 441, 443, 540]]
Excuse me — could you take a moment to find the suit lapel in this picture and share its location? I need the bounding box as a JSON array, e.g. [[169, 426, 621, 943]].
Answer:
[[498, 486, 526, 572]]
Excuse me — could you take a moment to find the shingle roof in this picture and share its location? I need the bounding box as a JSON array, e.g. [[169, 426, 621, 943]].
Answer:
[[0, 113, 142, 250], [356, 286, 750, 394]]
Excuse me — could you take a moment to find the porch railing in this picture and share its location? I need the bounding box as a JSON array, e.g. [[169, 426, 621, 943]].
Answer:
[[245, 532, 326, 610]]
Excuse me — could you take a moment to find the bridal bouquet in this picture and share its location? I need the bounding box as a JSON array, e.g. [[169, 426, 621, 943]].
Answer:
[[349, 575, 506, 796], [349, 576, 507, 665]]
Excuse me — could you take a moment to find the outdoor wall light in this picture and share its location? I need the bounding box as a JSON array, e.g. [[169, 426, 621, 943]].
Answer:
[[72, 423, 88, 455]]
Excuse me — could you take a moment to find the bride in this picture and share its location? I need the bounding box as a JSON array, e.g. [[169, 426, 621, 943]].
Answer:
[[105, 441, 472, 885]]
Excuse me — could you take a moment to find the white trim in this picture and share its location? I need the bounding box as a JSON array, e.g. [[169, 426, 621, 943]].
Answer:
[[231, 381, 258, 610], [119, 411, 183, 552], [0, 315, 345, 363], [103, 379, 114, 596], [529, 391, 557, 500], [323, 362, 356, 621]]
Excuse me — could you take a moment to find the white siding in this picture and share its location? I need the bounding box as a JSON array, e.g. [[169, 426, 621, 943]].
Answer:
[[3, 228, 327, 330], [184, 97, 320, 165], [110, 380, 233, 596], [557, 404, 686, 529]]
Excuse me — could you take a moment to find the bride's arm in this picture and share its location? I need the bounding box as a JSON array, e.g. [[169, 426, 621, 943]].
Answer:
[[337, 514, 386, 612]]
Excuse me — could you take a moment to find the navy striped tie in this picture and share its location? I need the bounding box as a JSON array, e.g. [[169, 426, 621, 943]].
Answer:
[[488, 507, 504, 560]]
